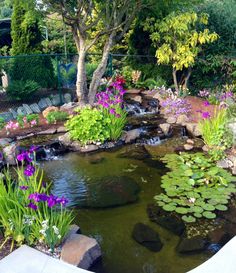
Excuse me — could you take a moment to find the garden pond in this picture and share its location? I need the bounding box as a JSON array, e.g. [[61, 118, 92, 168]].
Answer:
[[41, 141, 213, 273]]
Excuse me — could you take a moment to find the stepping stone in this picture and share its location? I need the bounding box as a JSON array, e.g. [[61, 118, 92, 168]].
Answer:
[[0, 245, 93, 273], [187, 236, 236, 273]]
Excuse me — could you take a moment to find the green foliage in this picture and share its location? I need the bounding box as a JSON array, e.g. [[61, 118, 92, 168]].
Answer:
[[17, 114, 39, 128], [154, 153, 236, 223], [144, 11, 218, 91], [0, 117, 6, 130], [11, 0, 42, 55], [7, 80, 40, 101], [101, 106, 127, 140], [199, 109, 233, 160], [7, 56, 56, 89], [0, 162, 73, 251], [65, 107, 111, 145], [86, 63, 98, 82], [46, 111, 69, 124]]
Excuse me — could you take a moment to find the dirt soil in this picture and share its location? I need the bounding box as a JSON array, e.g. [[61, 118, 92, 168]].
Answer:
[[186, 96, 218, 123], [0, 234, 17, 260]]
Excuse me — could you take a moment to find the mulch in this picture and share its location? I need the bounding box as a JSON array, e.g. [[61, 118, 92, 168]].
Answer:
[[0, 234, 17, 260]]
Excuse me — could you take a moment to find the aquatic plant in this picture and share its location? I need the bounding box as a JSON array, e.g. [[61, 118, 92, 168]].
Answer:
[[154, 153, 236, 223], [199, 109, 233, 160], [0, 147, 73, 252]]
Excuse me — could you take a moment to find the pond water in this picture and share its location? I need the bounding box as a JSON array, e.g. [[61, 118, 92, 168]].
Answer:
[[41, 144, 211, 273]]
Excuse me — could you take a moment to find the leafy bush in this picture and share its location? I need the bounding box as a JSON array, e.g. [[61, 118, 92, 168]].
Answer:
[[0, 148, 73, 251], [46, 111, 69, 124], [17, 114, 39, 128], [7, 80, 40, 101], [66, 107, 111, 145], [155, 153, 236, 223], [0, 117, 6, 130], [199, 109, 233, 160]]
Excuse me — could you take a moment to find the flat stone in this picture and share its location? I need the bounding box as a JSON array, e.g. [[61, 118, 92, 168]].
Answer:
[[166, 116, 176, 124], [131, 95, 142, 104], [64, 93, 72, 103], [217, 159, 233, 169], [22, 104, 33, 115], [187, 139, 194, 145], [126, 89, 141, 94], [147, 204, 185, 236], [30, 103, 41, 113], [0, 245, 92, 273], [57, 126, 68, 133], [0, 111, 13, 122], [52, 94, 61, 106], [38, 98, 49, 111], [17, 133, 35, 140], [177, 235, 208, 253], [45, 97, 53, 107], [132, 223, 163, 252], [0, 138, 13, 146], [124, 129, 141, 143], [58, 132, 71, 146], [187, 236, 236, 273], [9, 108, 18, 119], [159, 123, 171, 136], [80, 145, 99, 153], [37, 128, 57, 135], [17, 106, 27, 116], [184, 144, 194, 151], [61, 234, 101, 269]]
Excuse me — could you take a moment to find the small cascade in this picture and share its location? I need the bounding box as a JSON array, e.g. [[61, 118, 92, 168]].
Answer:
[[145, 136, 161, 146], [43, 147, 61, 160], [125, 103, 156, 116], [181, 126, 188, 137]]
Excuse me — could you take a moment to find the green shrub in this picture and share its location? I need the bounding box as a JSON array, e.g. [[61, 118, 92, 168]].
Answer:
[[66, 107, 111, 144], [7, 80, 40, 101], [46, 111, 69, 124], [155, 153, 236, 223], [199, 109, 233, 160], [17, 114, 39, 128], [0, 117, 6, 130]]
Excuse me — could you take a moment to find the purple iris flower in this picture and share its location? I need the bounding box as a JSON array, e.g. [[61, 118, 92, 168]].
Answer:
[[24, 165, 35, 176], [20, 185, 29, 191], [29, 145, 38, 153], [27, 202, 38, 211], [17, 152, 32, 163], [58, 196, 69, 206], [47, 194, 58, 208], [109, 108, 116, 115]]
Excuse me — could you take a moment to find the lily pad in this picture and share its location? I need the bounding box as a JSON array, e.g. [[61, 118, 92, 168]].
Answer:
[[216, 204, 228, 211], [175, 207, 189, 214], [182, 215, 196, 223], [202, 211, 216, 219], [163, 204, 176, 212]]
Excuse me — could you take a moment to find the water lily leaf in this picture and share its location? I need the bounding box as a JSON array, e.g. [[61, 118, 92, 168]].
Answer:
[[202, 211, 216, 219], [193, 213, 202, 218], [184, 169, 193, 177], [163, 204, 176, 212], [215, 204, 228, 211], [182, 215, 196, 223], [202, 204, 215, 211], [188, 179, 195, 186], [192, 206, 203, 213], [175, 207, 189, 214]]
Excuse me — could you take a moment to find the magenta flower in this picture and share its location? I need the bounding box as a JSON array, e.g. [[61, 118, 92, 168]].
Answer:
[[109, 108, 116, 115], [57, 196, 69, 206], [27, 202, 38, 211], [203, 101, 210, 107], [17, 152, 32, 163], [47, 194, 57, 208], [29, 145, 38, 153], [202, 111, 211, 119], [20, 185, 29, 191], [24, 165, 35, 176]]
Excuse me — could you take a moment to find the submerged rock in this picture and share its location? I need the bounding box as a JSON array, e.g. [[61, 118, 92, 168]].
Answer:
[[177, 235, 208, 253], [78, 176, 140, 208], [61, 233, 101, 269], [132, 223, 163, 252], [117, 145, 149, 160], [147, 204, 185, 236]]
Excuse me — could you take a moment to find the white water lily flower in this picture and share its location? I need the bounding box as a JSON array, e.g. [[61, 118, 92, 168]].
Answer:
[[189, 197, 196, 203]]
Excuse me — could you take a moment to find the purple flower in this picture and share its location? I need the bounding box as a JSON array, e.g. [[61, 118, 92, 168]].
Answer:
[[24, 165, 35, 176], [202, 111, 211, 119], [0, 153, 3, 161], [29, 145, 38, 153], [17, 152, 32, 163], [28, 192, 48, 202], [20, 185, 29, 191], [203, 101, 210, 107], [109, 108, 116, 115], [27, 202, 38, 211], [57, 196, 69, 206], [47, 194, 58, 208]]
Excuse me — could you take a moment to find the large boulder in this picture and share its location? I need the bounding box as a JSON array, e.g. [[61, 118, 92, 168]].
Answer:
[[42, 106, 59, 118], [186, 123, 201, 137], [177, 235, 208, 253], [147, 204, 185, 236], [132, 223, 163, 252], [159, 123, 171, 136], [123, 129, 141, 144], [61, 233, 101, 269], [3, 143, 17, 165]]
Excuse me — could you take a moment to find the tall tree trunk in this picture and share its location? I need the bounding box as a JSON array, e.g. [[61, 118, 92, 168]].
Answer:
[[76, 48, 88, 104], [172, 68, 179, 95], [88, 33, 114, 105]]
